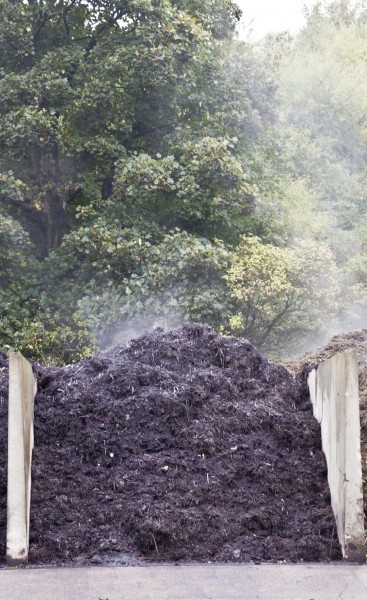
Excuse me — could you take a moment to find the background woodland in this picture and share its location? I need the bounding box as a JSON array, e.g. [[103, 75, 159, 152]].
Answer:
[[1, 0, 367, 363]]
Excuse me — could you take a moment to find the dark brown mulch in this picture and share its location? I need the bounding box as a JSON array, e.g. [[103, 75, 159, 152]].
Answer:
[[0, 325, 341, 565]]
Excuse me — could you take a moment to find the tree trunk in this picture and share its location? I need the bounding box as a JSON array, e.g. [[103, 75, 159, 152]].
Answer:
[[32, 143, 69, 253], [46, 192, 69, 251]]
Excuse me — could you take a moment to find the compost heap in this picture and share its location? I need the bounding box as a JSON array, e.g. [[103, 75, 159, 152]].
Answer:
[[285, 328, 367, 539], [0, 324, 341, 565]]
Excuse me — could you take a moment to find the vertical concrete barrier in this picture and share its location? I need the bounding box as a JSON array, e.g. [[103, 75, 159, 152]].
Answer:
[[6, 352, 36, 565], [308, 350, 365, 561]]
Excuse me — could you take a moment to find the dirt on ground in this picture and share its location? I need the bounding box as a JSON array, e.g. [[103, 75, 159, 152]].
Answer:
[[284, 329, 367, 543], [0, 324, 341, 565]]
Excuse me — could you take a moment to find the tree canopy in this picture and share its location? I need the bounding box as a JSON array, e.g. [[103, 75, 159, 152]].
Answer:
[[2, 0, 367, 362]]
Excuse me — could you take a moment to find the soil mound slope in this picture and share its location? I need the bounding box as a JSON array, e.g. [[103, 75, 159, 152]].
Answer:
[[0, 326, 340, 565]]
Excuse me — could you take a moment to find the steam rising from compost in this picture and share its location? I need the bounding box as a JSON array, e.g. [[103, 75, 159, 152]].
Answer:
[[95, 308, 184, 350]]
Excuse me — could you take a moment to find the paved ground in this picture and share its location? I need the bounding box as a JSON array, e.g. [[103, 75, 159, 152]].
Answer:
[[1, 564, 367, 600]]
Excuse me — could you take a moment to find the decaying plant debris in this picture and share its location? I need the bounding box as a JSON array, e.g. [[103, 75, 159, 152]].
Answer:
[[0, 325, 341, 565]]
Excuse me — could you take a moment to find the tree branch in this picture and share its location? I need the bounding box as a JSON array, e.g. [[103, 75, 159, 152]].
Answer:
[[56, 0, 79, 36], [258, 295, 297, 346], [84, 7, 130, 56]]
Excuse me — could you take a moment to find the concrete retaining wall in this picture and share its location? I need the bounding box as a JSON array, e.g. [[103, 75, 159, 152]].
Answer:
[[308, 350, 365, 561], [6, 352, 36, 565]]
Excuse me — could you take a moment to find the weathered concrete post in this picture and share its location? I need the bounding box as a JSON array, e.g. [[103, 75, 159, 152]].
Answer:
[[6, 352, 37, 565], [308, 350, 365, 562]]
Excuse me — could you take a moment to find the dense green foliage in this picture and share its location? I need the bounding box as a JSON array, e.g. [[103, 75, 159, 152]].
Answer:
[[1, 0, 367, 362]]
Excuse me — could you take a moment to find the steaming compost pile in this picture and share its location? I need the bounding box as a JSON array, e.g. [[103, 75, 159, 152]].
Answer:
[[0, 325, 341, 565], [286, 329, 367, 540]]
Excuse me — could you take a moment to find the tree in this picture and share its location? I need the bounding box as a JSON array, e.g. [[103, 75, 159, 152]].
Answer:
[[0, 0, 241, 255], [226, 236, 340, 355], [0, 211, 38, 345], [276, 1, 367, 247], [4, 1, 356, 363], [112, 137, 254, 242], [0, 1, 260, 360]]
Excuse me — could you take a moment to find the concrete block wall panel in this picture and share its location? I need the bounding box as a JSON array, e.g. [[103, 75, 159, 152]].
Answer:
[[308, 350, 365, 562], [6, 352, 36, 566]]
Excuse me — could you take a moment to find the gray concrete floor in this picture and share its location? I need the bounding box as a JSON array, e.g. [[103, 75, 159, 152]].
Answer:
[[1, 564, 367, 600]]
